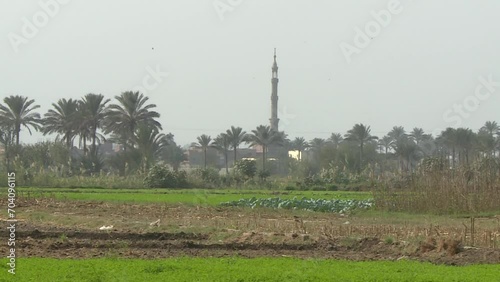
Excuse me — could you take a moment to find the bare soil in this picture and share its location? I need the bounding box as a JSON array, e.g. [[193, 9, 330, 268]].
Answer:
[[1, 198, 499, 265]]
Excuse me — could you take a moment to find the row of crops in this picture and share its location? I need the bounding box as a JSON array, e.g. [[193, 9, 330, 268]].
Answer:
[[219, 197, 373, 213]]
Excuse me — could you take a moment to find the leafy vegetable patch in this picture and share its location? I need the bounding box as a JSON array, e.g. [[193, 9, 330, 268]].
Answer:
[[219, 197, 373, 213]]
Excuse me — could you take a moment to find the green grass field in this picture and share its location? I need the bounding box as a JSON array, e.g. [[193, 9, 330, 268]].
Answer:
[[1, 257, 498, 282], [16, 187, 371, 205]]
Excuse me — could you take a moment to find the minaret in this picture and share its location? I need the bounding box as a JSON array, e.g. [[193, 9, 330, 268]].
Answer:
[[270, 48, 279, 131]]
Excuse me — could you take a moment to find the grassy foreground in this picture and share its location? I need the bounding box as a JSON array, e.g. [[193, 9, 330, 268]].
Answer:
[[1, 258, 498, 282], [16, 188, 371, 205]]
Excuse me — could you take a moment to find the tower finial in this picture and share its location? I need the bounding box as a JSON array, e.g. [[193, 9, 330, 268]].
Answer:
[[274, 48, 276, 58]]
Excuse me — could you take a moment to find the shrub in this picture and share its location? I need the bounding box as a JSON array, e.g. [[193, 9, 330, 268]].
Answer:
[[234, 159, 257, 180], [258, 169, 271, 181], [311, 185, 326, 191], [327, 184, 338, 191], [144, 165, 189, 188]]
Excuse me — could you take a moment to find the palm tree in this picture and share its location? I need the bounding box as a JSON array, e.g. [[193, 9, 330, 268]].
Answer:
[[291, 137, 309, 161], [392, 138, 421, 172], [480, 121, 499, 157], [388, 126, 406, 142], [226, 126, 246, 165], [0, 95, 41, 145], [134, 124, 169, 173], [245, 125, 283, 170], [196, 134, 212, 169], [409, 127, 428, 145], [344, 123, 378, 170], [42, 98, 79, 149], [105, 91, 162, 150], [328, 133, 343, 149], [438, 128, 457, 168], [212, 133, 231, 174], [79, 93, 110, 156], [455, 128, 475, 165], [308, 138, 325, 164], [378, 135, 393, 155], [481, 121, 499, 136]]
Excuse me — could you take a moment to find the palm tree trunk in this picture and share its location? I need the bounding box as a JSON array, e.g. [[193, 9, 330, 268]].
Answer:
[[204, 148, 207, 169], [225, 150, 229, 174], [359, 142, 364, 172], [15, 126, 20, 145], [233, 148, 237, 166], [262, 145, 266, 170]]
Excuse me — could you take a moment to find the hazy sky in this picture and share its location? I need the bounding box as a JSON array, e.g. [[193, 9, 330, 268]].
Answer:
[[2, 0, 500, 146]]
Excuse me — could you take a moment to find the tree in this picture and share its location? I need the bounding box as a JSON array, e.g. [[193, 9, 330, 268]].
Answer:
[[455, 128, 475, 165], [79, 93, 110, 157], [291, 137, 309, 161], [226, 126, 246, 165], [388, 126, 406, 142], [196, 134, 212, 169], [328, 133, 343, 149], [0, 95, 41, 145], [378, 135, 393, 155], [480, 121, 499, 157], [438, 128, 457, 168], [105, 91, 162, 150], [164, 144, 185, 171], [134, 124, 169, 173], [245, 125, 283, 170], [308, 138, 325, 165], [212, 133, 231, 174], [42, 98, 79, 149], [481, 121, 499, 136], [344, 123, 378, 171], [392, 137, 421, 172], [409, 127, 428, 145]]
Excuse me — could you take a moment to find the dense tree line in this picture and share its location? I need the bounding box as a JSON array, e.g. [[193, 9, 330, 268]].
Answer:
[[0, 93, 182, 175], [1, 94, 500, 179]]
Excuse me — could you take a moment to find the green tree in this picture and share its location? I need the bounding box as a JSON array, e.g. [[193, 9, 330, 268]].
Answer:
[[0, 95, 41, 145], [344, 123, 378, 171], [105, 91, 162, 150], [42, 98, 79, 149], [291, 137, 309, 161], [212, 133, 231, 174], [409, 127, 428, 145], [226, 126, 246, 165], [164, 144, 185, 171], [328, 133, 343, 149], [196, 134, 212, 169], [134, 124, 170, 173], [79, 93, 110, 157], [455, 128, 475, 165], [235, 159, 257, 180], [245, 125, 283, 170], [438, 128, 457, 168], [378, 135, 393, 155], [392, 137, 421, 172], [388, 126, 406, 143], [480, 121, 499, 157]]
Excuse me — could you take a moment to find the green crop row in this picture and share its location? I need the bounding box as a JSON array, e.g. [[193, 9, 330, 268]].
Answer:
[[1, 257, 497, 282]]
